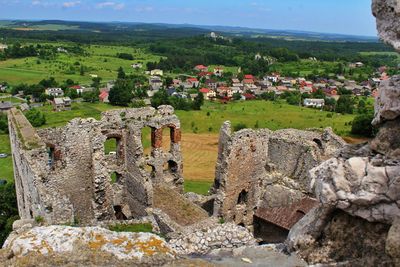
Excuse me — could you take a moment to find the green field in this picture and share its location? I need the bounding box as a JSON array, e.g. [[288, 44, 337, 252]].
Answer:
[[360, 51, 400, 63], [176, 100, 354, 136], [269, 59, 339, 76], [0, 43, 161, 85]]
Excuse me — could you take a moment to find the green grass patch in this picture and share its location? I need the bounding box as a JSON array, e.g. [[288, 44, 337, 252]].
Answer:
[[109, 223, 153, 233], [184, 180, 213, 195], [176, 100, 355, 136], [0, 134, 13, 183]]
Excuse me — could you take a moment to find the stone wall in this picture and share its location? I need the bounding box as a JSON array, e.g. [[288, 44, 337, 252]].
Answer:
[[212, 121, 345, 228], [8, 106, 184, 225]]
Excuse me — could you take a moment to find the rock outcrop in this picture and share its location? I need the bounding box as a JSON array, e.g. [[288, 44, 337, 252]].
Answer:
[[2, 226, 175, 266], [287, 1, 400, 265]]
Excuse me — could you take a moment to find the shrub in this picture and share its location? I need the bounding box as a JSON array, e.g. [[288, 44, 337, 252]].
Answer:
[[233, 122, 247, 131], [25, 108, 46, 127], [351, 113, 375, 137]]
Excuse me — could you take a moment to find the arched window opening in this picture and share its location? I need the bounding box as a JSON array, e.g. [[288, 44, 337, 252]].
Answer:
[[141, 127, 153, 157], [237, 190, 248, 205], [168, 160, 178, 173]]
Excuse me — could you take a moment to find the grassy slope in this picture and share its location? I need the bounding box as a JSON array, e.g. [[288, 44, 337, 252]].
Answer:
[[0, 44, 160, 85]]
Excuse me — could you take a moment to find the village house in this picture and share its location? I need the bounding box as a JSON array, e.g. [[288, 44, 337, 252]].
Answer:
[[243, 79, 255, 85], [266, 73, 280, 83], [344, 80, 357, 87], [199, 88, 216, 100], [0, 101, 13, 112], [150, 69, 163, 76], [194, 65, 208, 72], [149, 76, 163, 91], [280, 79, 292, 87], [19, 103, 30, 112], [131, 63, 143, 69], [0, 44, 8, 51], [0, 84, 7, 92], [186, 77, 200, 88], [230, 86, 242, 94], [198, 71, 213, 79], [172, 79, 182, 88], [214, 67, 224, 77], [205, 79, 218, 90], [244, 83, 258, 93], [99, 91, 109, 103], [303, 98, 325, 108], [217, 86, 233, 98], [45, 88, 64, 97], [52, 97, 71, 112]]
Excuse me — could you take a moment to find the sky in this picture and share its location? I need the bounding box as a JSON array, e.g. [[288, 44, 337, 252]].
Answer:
[[0, 0, 377, 36]]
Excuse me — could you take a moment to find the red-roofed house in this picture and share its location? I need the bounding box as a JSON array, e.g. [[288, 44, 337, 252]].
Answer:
[[217, 86, 233, 98], [199, 88, 216, 100], [243, 79, 255, 85], [243, 93, 256, 100], [187, 77, 200, 88], [99, 91, 109, 103], [244, 74, 254, 80], [194, 65, 208, 72]]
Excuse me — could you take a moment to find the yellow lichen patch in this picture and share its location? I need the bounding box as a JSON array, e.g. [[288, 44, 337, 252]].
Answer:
[[40, 240, 54, 254], [88, 234, 107, 250], [111, 236, 128, 246], [131, 237, 171, 256]]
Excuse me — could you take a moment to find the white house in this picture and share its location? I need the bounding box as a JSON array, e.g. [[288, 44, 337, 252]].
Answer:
[[131, 63, 143, 69], [150, 69, 163, 76], [303, 98, 325, 108], [45, 88, 64, 97]]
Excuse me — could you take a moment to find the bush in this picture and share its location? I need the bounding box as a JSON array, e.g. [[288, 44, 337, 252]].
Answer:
[[351, 113, 375, 137], [233, 122, 247, 131], [0, 182, 19, 247], [25, 108, 46, 127]]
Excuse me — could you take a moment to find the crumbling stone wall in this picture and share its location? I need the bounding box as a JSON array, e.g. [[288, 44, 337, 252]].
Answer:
[[8, 105, 184, 225], [212, 121, 345, 227]]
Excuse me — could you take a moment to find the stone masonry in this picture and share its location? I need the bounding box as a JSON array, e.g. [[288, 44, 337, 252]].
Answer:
[[8, 105, 184, 225], [212, 122, 345, 228]]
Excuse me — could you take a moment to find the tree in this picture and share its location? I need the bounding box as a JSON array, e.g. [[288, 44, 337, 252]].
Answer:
[[336, 95, 355, 114], [91, 77, 102, 89], [25, 108, 46, 127], [0, 182, 19, 247], [351, 113, 375, 137], [109, 79, 133, 106], [233, 92, 242, 101], [117, 67, 126, 79], [82, 91, 98, 103], [192, 92, 204, 110], [151, 90, 169, 108]]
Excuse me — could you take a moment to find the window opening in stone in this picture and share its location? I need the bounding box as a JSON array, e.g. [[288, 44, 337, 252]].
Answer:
[[105, 137, 120, 158], [110, 172, 121, 184], [237, 190, 248, 205], [313, 138, 323, 149], [113, 205, 128, 220], [161, 127, 172, 153], [141, 127, 153, 157], [46, 145, 55, 167], [167, 160, 178, 173]]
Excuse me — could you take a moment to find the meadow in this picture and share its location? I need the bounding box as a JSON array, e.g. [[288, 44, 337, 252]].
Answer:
[[0, 43, 161, 85], [0, 100, 356, 194]]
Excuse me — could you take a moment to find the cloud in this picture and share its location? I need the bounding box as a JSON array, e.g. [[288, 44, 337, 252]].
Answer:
[[62, 1, 81, 8], [31, 0, 54, 7], [96, 1, 125, 10]]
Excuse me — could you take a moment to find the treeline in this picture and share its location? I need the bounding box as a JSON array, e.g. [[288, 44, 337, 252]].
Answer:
[[0, 43, 86, 60]]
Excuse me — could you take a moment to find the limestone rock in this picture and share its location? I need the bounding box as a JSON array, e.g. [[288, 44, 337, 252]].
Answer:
[[372, 0, 400, 51], [372, 76, 400, 126], [311, 155, 400, 224], [3, 226, 176, 264], [386, 218, 400, 259]]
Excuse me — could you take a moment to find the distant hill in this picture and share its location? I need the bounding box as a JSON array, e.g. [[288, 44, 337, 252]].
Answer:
[[0, 19, 378, 42]]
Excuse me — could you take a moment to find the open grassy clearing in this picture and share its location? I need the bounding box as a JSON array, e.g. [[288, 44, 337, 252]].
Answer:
[[176, 100, 355, 136], [269, 59, 339, 76], [0, 43, 161, 85], [360, 51, 400, 62]]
